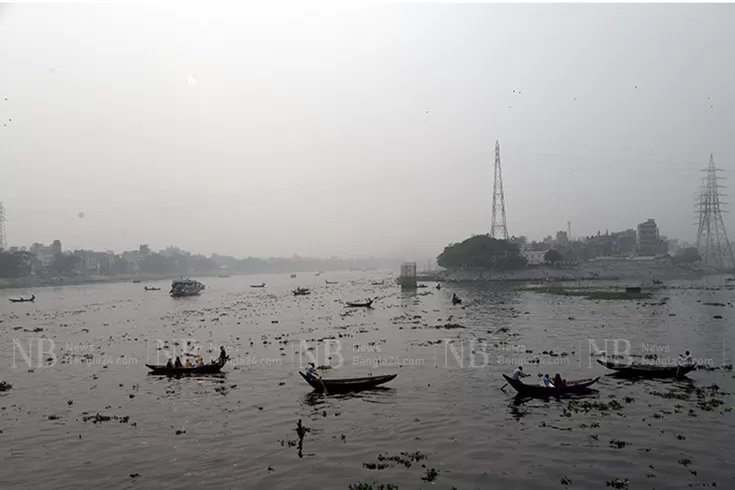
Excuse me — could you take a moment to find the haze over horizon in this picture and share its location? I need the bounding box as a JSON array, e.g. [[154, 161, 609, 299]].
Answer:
[[1, 3, 734, 259]]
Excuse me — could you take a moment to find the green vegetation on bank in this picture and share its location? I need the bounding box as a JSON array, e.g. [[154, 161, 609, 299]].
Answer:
[[529, 287, 652, 300], [437, 235, 526, 271]]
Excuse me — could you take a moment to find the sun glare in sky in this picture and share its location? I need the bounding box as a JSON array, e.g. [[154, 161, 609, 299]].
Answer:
[[186, 75, 197, 86]]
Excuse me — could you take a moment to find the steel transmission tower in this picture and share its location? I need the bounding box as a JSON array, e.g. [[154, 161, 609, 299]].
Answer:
[[0, 202, 6, 250], [490, 140, 509, 239], [695, 154, 735, 269]]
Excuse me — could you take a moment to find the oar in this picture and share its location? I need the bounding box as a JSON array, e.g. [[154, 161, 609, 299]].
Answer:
[[317, 376, 328, 395]]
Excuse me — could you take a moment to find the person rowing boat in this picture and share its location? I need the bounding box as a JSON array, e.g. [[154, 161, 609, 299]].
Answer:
[[305, 362, 328, 394], [501, 366, 529, 390]]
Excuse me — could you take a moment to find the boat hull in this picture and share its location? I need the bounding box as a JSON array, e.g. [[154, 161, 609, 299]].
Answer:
[[299, 372, 397, 393], [503, 374, 599, 397], [345, 300, 373, 308], [597, 359, 695, 378], [146, 361, 226, 376]]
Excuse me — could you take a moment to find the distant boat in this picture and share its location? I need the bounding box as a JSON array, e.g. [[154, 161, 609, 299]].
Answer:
[[371, 280, 384, 286], [293, 287, 311, 296], [451, 294, 462, 305], [170, 278, 205, 298], [218, 274, 230, 278], [502, 374, 600, 397], [299, 371, 397, 393], [290, 274, 297, 278], [132, 279, 142, 284], [146, 358, 227, 376], [597, 359, 695, 379], [144, 286, 161, 291], [9, 294, 35, 303], [250, 283, 266, 288], [325, 280, 338, 285], [345, 298, 374, 308]]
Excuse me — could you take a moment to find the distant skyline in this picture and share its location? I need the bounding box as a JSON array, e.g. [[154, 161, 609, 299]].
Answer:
[[1, 4, 734, 258]]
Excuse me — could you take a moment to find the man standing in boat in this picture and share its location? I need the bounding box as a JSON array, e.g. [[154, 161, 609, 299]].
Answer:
[[218, 346, 229, 364]]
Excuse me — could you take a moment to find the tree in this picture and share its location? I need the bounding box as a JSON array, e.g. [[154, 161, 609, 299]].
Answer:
[[672, 247, 701, 264], [0, 252, 27, 278], [139, 253, 176, 274], [544, 249, 564, 264], [437, 235, 527, 271], [50, 253, 80, 275]]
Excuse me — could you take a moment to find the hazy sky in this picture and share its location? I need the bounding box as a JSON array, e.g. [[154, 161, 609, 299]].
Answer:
[[1, 3, 734, 258]]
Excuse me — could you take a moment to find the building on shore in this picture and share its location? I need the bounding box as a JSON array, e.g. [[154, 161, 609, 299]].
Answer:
[[555, 230, 569, 247], [522, 250, 547, 265], [30, 240, 62, 268], [637, 219, 666, 255]]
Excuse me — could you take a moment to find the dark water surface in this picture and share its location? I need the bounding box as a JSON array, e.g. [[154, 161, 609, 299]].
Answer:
[[1, 273, 734, 489]]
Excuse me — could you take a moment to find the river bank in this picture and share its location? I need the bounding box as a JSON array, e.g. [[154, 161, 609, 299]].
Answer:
[[0, 272, 212, 291], [423, 261, 705, 283]]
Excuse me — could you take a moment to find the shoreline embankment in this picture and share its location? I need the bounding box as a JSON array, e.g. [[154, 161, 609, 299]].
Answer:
[[420, 262, 707, 284]]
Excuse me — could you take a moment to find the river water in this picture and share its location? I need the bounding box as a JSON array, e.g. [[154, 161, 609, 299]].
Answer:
[[1, 272, 734, 489]]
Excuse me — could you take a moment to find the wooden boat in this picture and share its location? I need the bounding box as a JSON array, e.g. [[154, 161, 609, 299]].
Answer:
[[146, 359, 227, 376], [299, 371, 397, 393], [503, 374, 599, 397], [345, 299, 374, 308], [597, 359, 695, 378], [9, 294, 35, 303], [293, 287, 311, 296], [250, 283, 266, 288], [144, 286, 161, 291]]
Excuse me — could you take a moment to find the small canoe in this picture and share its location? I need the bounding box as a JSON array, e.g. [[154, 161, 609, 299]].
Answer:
[[597, 359, 695, 378], [9, 295, 35, 303], [299, 372, 397, 393], [146, 359, 226, 376], [250, 283, 266, 288], [503, 374, 599, 397], [345, 299, 374, 308]]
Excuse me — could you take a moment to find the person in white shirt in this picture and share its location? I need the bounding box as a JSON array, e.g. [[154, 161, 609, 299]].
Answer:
[[511, 366, 528, 381]]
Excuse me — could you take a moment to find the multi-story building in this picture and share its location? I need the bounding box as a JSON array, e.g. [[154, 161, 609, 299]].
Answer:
[[555, 230, 569, 247], [637, 219, 665, 255], [30, 240, 62, 268]]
